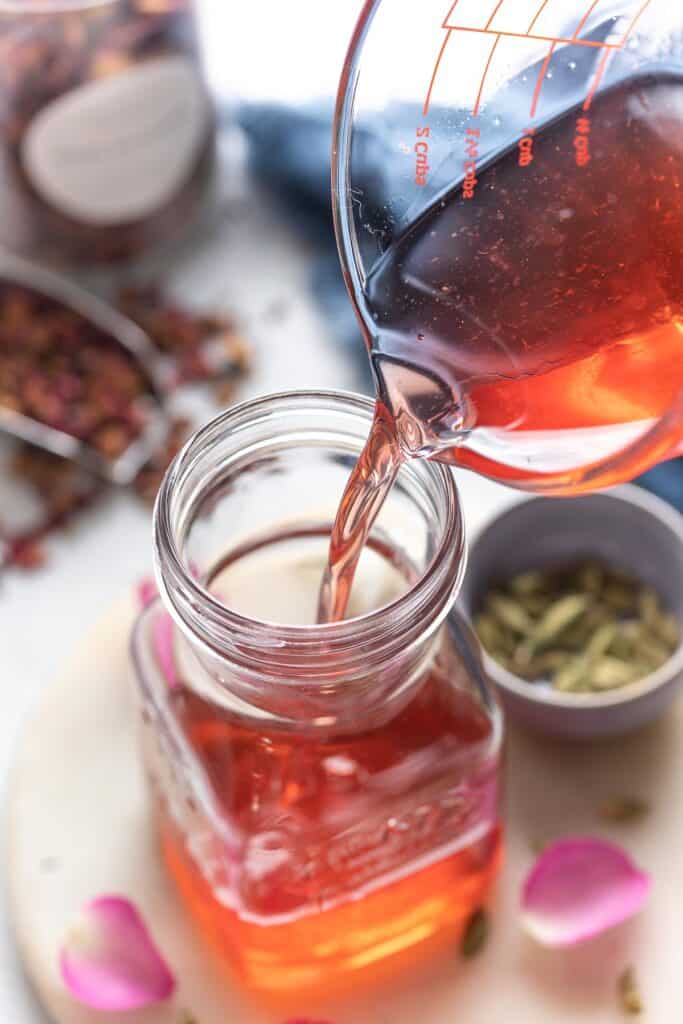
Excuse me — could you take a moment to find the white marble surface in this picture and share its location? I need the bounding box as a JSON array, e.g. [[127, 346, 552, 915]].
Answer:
[[10, 575, 681, 1024]]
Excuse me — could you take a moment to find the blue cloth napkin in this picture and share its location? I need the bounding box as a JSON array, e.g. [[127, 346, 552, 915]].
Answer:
[[637, 462, 683, 513]]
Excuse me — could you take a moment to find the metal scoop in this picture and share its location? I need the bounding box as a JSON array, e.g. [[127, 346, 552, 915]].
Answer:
[[0, 251, 170, 487]]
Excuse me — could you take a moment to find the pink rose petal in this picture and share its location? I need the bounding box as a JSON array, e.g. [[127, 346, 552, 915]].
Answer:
[[152, 610, 178, 690], [137, 577, 158, 609], [522, 837, 651, 947], [137, 577, 178, 689], [59, 896, 175, 1010], [138, 562, 199, 610]]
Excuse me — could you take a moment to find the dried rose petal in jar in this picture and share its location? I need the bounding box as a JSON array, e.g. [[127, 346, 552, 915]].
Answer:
[[0, 0, 215, 262]]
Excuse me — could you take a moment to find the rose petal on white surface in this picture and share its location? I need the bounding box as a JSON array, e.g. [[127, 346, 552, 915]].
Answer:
[[153, 611, 178, 690], [137, 577, 158, 609], [59, 896, 175, 1010], [137, 578, 178, 688], [522, 838, 651, 947]]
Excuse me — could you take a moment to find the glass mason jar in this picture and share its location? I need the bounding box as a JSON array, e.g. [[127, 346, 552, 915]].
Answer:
[[132, 391, 503, 1000], [0, 0, 214, 262]]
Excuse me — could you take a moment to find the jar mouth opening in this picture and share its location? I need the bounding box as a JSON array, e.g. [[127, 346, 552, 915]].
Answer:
[[154, 390, 465, 665]]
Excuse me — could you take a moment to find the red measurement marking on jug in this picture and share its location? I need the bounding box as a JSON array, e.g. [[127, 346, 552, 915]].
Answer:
[[424, 0, 655, 121]]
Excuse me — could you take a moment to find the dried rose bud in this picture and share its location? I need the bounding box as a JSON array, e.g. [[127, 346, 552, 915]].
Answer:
[[11, 538, 47, 570], [91, 421, 135, 460], [0, 391, 22, 412]]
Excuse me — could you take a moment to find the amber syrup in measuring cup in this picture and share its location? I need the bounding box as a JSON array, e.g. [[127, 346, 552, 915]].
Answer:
[[320, 72, 683, 622]]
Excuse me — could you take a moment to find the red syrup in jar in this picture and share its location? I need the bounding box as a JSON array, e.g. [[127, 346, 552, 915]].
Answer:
[[145, 533, 502, 999]]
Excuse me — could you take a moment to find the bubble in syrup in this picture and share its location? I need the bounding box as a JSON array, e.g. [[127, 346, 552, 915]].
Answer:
[[547, 71, 553, 79], [568, 61, 577, 70], [417, 333, 425, 342]]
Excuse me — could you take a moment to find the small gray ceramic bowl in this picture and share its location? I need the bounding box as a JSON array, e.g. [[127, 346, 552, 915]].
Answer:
[[460, 486, 683, 740]]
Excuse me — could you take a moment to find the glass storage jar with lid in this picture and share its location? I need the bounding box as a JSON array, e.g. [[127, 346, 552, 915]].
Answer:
[[0, 0, 214, 262], [132, 390, 503, 1000]]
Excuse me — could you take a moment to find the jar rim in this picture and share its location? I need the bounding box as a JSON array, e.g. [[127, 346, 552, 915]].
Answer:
[[153, 390, 466, 676]]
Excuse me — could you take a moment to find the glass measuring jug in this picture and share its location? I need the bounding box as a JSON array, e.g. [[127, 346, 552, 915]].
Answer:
[[333, 0, 683, 494]]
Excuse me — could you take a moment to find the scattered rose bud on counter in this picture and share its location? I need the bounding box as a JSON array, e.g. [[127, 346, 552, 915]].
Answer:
[[118, 285, 251, 401]]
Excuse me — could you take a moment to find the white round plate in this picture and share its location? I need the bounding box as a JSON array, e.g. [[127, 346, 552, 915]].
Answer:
[[6, 596, 683, 1022]]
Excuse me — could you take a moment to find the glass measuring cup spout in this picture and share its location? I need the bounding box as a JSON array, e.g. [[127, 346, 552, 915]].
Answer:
[[333, 0, 683, 493]]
